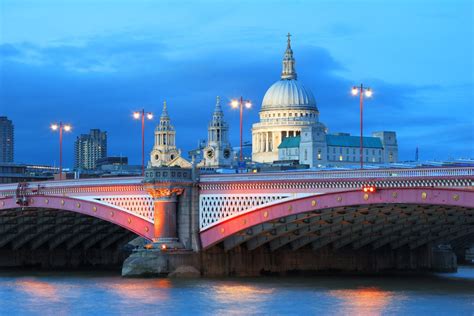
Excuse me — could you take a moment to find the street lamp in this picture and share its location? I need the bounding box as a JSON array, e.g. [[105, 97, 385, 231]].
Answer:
[[50, 122, 72, 180], [230, 97, 252, 165], [351, 84, 372, 169], [133, 109, 153, 176]]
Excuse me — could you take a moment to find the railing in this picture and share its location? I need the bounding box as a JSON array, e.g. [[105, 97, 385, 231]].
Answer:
[[0, 176, 144, 192], [200, 167, 474, 183]]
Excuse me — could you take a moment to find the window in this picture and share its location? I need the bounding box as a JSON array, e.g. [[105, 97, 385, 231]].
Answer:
[[317, 149, 322, 160], [304, 149, 308, 160], [339, 155, 343, 161]]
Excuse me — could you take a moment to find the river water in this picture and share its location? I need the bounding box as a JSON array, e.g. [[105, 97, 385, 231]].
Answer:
[[1, 267, 473, 315]]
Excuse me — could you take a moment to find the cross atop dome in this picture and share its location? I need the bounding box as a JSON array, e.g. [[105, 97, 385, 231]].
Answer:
[[281, 33, 297, 80]]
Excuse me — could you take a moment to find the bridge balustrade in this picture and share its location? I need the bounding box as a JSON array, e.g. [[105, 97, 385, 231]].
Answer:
[[199, 167, 474, 183]]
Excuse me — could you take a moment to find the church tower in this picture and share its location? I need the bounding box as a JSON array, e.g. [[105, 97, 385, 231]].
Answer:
[[199, 96, 233, 168], [150, 101, 181, 167]]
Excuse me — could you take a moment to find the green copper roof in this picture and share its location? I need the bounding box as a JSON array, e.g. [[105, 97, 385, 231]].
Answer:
[[326, 135, 383, 148], [278, 136, 301, 149]]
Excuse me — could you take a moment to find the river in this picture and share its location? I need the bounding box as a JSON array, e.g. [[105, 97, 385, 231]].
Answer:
[[1, 267, 473, 315]]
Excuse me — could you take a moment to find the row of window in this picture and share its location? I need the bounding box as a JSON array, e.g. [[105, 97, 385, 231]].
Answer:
[[261, 112, 317, 118], [329, 147, 382, 155]]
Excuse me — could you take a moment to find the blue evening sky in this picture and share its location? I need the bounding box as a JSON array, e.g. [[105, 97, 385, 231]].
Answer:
[[0, 0, 473, 167]]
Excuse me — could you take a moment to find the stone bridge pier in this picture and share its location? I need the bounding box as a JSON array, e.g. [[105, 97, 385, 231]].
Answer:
[[143, 166, 199, 249]]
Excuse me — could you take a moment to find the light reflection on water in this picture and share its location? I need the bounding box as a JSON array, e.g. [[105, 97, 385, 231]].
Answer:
[[0, 267, 473, 315], [328, 287, 399, 316]]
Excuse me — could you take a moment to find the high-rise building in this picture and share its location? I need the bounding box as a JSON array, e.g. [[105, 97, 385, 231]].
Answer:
[[74, 129, 107, 170], [0, 117, 14, 163]]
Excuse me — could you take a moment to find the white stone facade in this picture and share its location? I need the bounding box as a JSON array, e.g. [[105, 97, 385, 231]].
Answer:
[[252, 34, 320, 163], [253, 34, 398, 166], [198, 96, 233, 168], [150, 101, 182, 167]]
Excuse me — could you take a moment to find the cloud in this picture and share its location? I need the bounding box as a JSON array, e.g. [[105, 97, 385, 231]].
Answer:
[[1, 32, 472, 167]]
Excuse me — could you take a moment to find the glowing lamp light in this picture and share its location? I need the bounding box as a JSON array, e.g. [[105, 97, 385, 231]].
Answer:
[[245, 101, 252, 109], [133, 112, 141, 119], [63, 125, 72, 132], [146, 112, 153, 120], [363, 186, 376, 193], [365, 89, 373, 97], [50, 124, 59, 131], [231, 99, 239, 108], [351, 87, 359, 96], [161, 244, 167, 251]]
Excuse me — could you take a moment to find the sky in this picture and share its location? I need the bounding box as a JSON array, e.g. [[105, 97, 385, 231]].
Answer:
[[0, 0, 473, 167]]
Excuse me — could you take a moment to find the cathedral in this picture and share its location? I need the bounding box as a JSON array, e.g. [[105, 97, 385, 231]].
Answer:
[[149, 34, 398, 170], [251, 34, 398, 167]]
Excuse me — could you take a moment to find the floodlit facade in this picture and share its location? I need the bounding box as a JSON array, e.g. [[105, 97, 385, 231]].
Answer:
[[198, 96, 233, 168], [150, 101, 191, 168], [253, 35, 398, 167]]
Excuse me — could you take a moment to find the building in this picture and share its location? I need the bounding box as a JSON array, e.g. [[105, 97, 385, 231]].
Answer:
[[283, 131, 398, 167], [96, 156, 128, 168], [74, 129, 107, 170], [149, 101, 191, 168], [252, 34, 320, 163], [252, 34, 398, 167], [0, 163, 57, 183], [0, 117, 14, 163], [198, 96, 233, 169]]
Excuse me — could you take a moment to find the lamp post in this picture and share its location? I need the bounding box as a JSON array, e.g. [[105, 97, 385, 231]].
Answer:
[[50, 122, 72, 180], [230, 97, 252, 165], [351, 84, 373, 169], [133, 109, 153, 176]]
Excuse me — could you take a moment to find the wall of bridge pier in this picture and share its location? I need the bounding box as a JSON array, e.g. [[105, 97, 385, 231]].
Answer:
[[122, 243, 457, 277]]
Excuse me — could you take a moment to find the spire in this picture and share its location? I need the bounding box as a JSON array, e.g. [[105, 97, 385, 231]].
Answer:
[[281, 33, 297, 80], [214, 96, 222, 113], [160, 100, 169, 119]]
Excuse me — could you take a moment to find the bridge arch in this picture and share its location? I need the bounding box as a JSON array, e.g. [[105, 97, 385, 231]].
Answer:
[[0, 195, 154, 241], [200, 188, 474, 251]]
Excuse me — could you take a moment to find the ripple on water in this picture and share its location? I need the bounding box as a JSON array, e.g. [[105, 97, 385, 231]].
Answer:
[[0, 267, 473, 315]]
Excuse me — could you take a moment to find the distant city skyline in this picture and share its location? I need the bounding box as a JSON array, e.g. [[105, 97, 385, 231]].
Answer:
[[1, 0, 472, 167]]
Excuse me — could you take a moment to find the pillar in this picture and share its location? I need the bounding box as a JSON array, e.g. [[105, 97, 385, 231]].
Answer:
[[153, 196, 177, 240], [146, 187, 184, 242]]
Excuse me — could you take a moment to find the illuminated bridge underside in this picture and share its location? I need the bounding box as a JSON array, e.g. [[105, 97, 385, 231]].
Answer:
[[0, 208, 136, 251], [200, 188, 474, 252], [0, 195, 155, 247]]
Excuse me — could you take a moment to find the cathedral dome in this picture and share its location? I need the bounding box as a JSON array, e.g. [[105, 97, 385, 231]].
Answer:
[[261, 33, 317, 112], [262, 79, 316, 110]]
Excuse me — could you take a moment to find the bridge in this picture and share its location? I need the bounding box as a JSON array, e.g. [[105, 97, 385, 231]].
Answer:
[[0, 166, 473, 273]]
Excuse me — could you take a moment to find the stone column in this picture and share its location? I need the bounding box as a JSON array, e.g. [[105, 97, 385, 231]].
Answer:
[[145, 187, 184, 243], [255, 133, 260, 153]]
